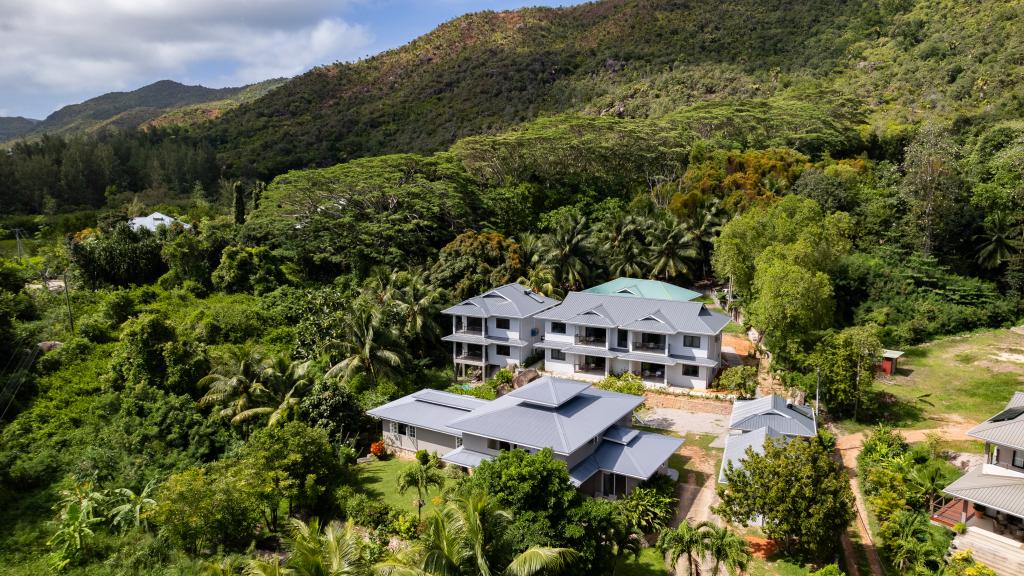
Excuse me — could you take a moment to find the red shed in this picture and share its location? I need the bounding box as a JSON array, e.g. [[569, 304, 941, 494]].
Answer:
[[880, 349, 904, 375]]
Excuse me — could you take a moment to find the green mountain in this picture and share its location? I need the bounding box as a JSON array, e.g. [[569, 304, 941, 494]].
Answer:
[[0, 117, 40, 141], [202, 0, 1024, 178], [12, 79, 286, 141]]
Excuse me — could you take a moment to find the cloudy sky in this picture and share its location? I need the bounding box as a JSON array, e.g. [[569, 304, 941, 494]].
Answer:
[[0, 0, 577, 119]]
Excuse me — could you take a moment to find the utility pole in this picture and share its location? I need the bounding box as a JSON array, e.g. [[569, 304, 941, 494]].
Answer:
[[62, 272, 75, 336], [12, 228, 24, 261]]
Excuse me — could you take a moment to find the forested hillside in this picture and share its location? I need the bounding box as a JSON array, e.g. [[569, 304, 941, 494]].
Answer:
[[1, 1, 1023, 575], [0, 116, 40, 141]]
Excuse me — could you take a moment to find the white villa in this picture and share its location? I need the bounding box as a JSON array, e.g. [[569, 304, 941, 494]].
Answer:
[[441, 283, 560, 381], [534, 279, 731, 389]]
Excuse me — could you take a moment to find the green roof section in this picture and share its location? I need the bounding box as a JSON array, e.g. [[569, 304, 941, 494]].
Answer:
[[582, 278, 701, 302]]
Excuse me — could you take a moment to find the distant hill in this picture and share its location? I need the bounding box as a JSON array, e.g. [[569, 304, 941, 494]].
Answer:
[[9, 79, 286, 142], [0, 117, 40, 141], [200, 0, 1024, 178]]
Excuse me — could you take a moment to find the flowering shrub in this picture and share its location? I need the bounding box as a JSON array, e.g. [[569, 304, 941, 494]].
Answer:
[[370, 440, 386, 458]]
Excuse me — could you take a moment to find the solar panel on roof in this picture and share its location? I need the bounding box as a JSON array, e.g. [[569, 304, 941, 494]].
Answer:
[[990, 407, 1024, 422]]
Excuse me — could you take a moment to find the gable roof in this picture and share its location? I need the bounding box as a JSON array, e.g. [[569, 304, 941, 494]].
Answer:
[[536, 292, 730, 335], [569, 431, 683, 485], [729, 395, 817, 437], [968, 391, 1024, 451], [584, 278, 701, 302], [366, 389, 489, 437], [506, 376, 590, 408], [128, 211, 190, 232], [442, 283, 560, 319], [447, 383, 643, 454], [718, 427, 785, 483], [944, 464, 1024, 518]]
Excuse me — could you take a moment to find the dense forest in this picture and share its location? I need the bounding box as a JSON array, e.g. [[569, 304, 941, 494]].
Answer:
[[1, 0, 1023, 575]]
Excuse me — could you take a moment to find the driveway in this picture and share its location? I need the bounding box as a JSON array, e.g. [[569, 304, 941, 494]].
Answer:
[[639, 406, 731, 447]]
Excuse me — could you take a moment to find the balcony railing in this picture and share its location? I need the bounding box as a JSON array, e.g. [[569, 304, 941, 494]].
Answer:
[[455, 327, 484, 336], [574, 334, 607, 347], [456, 353, 483, 362]]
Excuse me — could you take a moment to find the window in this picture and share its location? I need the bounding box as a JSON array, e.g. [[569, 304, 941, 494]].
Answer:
[[495, 317, 510, 329], [394, 423, 416, 438], [550, 349, 566, 361], [456, 437, 463, 448], [603, 473, 627, 497], [1014, 450, 1024, 468], [495, 345, 511, 356], [683, 335, 701, 348], [487, 439, 512, 451], [618, 329, 629, 348], [550, 322, 566, 334], [682, 365, 700, 377]]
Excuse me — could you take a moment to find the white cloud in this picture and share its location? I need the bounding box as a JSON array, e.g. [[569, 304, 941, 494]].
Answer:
[[0, 0, 374, 93]]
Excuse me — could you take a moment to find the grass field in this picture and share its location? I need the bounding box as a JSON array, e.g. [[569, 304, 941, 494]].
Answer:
[[616, 547, 670, 576], [355, 458, 447, 518], [862, 329, 1024, 428]]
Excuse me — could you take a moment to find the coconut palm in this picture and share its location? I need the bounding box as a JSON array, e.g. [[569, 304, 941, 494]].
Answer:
[[702, 525, 751, 576], [542, 213, 593, 291], [881, 511, 939, 573], [198, 345, 272, 426], [910, 463, 948, 514], [646, 215, 697, 282], [392, 268, 445, 355], [975, 211, 1022, 269], [657, 520, 712, 576], [325, 304, 404, 387], [689, 198, 724, 280], [396, 455, 446, 521], [257, 356, 313, 428], [108, 480, 157, 533], [599, 213, 649, 278], [377, 490, 575, 576], [243, 557, 290, 576], [247, 517, 367, 576], [517, 266, 561, 299]]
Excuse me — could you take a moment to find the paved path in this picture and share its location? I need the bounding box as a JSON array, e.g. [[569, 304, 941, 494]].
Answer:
[[833, 418, 977, 576]]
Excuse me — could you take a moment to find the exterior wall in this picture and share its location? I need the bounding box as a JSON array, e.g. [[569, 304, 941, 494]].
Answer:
[[666, 364, 710, 390], [381, 419, 460, 457], [993, 444, 1024, 472], [486, 316, 519, 341], [610, 358, 632, 375], [487, 342, 521, 370], [544, 320, 575, 345], [564, 438, 601, 469], [545, 349, 574, 374], [668, 332, 710, 359], [708, 333, 722, 362]]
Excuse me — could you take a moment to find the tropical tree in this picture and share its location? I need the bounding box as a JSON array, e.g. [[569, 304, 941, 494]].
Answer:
[[108, 480, 158, 533], [325, 304, 403, 388], [598, 213, 648, 278], [247, 517, 367, 576], [702, 524, 751, 576], [258, 356, 313, 428], [542, 213, 592, 291], [879, 511, 941, 573], [377, 490, 576, 576], [392, 268, 445, 349], [618, 486, 676, 535], [645, 214, 697, 281], [910, 464, 948, 515], [975, 211, 1022, 269], [517, 266, 561, 299], [657, 520, 712, 576], [688, 198, 724, 281], [198, 345, 272, 427], [396, 452, 446, 521]]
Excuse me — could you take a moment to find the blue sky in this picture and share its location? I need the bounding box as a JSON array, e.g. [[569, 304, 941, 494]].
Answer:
[[0, 0, 579, 120]]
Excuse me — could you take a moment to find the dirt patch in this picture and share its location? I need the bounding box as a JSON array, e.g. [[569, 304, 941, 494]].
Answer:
[[678, 444, 717, 475], [745, 536, 779, 559], [644, 392, 732, 414], [723, 333, 753, 356]]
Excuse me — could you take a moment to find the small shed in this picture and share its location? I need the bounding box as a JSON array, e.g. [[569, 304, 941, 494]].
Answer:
[[880, 349, 904, 375]]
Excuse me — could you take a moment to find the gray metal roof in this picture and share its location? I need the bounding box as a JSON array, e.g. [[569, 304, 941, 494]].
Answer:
[[729, 395, 817, 437], [618, 351, 678, 365], [565, 345, 619, 358], [536, 340, 571, 350], [536, 292, 730, 335], [366, 389, 488, 436], [447, 386, 643, 454], [944, 464, 1024, 518], [718, 427, 785, 483], [570, 431, 683, 483], [442, 283, 560, 319], [968, 391, 1024, 451], [506, 376, 591, 407], [441, 447, 493, 468], [602, 424, 640, 445]]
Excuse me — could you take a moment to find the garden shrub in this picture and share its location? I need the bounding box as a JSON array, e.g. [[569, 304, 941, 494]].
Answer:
[[717, 365, 758, 397], [594, 372, 645, 396]]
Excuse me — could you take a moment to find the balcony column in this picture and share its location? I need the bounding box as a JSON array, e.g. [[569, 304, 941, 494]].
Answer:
[[961, 499, 968, 523]]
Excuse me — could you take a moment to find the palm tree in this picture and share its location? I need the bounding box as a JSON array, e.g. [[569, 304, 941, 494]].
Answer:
[[396, 456, 446, 521], [325, 304, 404, 388], [911, 464, 947, 514], [646, 215, 697, 282], [392, 268, 445, 355], [599, 213, 648, 278], [603, 508, 643, 576], [657, 520, 712, 576], [542, 213, 593, 291], [248, 517, 367, 576], [517, 266, 561, 299], [688, 198, 724, 281], [882, 511, 939, 573], [378, 490, 575, 576], [702, 525, 751, 576], [975, 211, 1022, 269], [108, 480, 157, 533], [257, 356, 313, 428], [198, 345, 272, 427]]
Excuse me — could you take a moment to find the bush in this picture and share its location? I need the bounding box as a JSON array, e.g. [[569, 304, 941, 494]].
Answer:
[[211, 245, 284, 294], [594, 372, 645, 396], [344, 493, 396, 530], [370, 440, 387, 458], [717, 365, 758, 397], [619, 486, 676, 534]]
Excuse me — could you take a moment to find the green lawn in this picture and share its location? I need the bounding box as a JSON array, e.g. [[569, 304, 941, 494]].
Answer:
[[747, 557, 812, 576], [356, 458, 447, 518], [616, 547, 669, 576], [846, 329, 1024, 429]]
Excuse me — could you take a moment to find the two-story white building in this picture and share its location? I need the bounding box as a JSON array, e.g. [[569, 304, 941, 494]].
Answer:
[[441, 283, 560, 381], [534, 280, 730, 389]]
